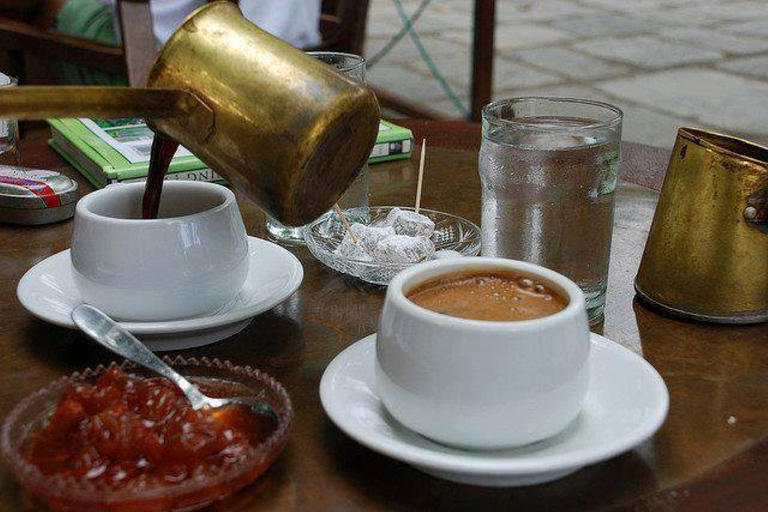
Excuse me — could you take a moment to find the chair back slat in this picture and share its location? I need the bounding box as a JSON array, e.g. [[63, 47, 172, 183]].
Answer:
[[117, 0, 157, 86], [317, 0, 370, 55], [0, 19, 124, 72]]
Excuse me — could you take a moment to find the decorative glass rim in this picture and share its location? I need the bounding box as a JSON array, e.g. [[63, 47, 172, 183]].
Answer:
[[306, 51, 366, 73], [482, 97, 623, 132], [1, 357, 293, 508]]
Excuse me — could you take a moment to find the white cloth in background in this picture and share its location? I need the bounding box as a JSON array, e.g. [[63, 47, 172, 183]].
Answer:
[[102, 0, 321, 48]]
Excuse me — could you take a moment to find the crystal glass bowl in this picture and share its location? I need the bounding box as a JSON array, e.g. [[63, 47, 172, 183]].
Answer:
[[1, 357, 293, 511], [305, 206, 481, 285]]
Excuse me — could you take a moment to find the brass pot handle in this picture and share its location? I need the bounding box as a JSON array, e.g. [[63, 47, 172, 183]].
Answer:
[[745, 186, 768, 234], [0, 86, 214, 141]]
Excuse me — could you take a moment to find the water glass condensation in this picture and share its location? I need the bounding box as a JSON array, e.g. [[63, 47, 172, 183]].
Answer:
[[266, 52, 370, 243], [479, 98, 623, 322], [0, 75, 20, 165]]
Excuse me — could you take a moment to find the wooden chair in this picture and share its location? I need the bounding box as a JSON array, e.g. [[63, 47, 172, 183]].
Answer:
[[314, 0, 370, 56], [0, 0, 156, 86]]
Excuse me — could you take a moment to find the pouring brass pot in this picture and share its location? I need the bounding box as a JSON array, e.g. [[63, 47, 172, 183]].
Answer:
[[635, 128, 768, 324], [0, 1, 380, 226]]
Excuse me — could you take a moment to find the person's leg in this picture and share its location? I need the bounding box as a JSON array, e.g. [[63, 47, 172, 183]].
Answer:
[[44, 0, 126, 85]]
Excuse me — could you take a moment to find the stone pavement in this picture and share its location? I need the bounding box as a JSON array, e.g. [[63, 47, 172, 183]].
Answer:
[[365, 0, 768, 148]]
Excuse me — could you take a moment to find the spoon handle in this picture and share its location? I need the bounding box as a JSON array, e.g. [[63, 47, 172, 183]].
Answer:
[[72, 304, 208, 409]]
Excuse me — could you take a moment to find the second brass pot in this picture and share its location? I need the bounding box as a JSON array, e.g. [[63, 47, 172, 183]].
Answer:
[[635, 128, 768, 324]]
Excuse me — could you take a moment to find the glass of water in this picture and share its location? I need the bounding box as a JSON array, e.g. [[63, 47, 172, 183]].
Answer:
[[266, 52, 370, 243], [0, 75, 20, 165], [480, 97, 623, 322]]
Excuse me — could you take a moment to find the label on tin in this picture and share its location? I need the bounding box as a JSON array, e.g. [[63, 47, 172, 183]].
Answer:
[[0, 168, 62, 208]]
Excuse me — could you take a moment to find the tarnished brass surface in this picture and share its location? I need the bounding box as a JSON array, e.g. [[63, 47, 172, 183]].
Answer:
[[147, 2, 380, 225], [636, 128, 768, 324], [0, 87, 215, 141], [0, 1, 380, 225]]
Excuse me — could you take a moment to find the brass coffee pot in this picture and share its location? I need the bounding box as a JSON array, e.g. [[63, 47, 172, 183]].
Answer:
[[635, 128, 768, 324], [0, 1, 380, 226]]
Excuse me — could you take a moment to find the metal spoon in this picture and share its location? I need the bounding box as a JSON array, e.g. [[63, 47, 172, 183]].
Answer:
[[72, 304, 278, 423]]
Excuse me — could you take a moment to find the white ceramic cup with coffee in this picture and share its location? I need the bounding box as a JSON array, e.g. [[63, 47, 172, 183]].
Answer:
[[376, 257, 590, 450], [71, 181, 249, 321]]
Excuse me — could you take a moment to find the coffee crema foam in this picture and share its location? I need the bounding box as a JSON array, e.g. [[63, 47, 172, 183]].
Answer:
[[405, 271, 568, 321]]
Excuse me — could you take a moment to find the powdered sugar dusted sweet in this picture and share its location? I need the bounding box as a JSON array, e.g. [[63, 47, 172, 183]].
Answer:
[[371, 235, 435, 263], [384, 207, 435, 237], [336, 234, 373, 261], [349, 223, 396, 253]]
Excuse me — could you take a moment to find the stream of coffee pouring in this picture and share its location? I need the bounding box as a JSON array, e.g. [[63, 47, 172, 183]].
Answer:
[[0, 86, 214, 220]]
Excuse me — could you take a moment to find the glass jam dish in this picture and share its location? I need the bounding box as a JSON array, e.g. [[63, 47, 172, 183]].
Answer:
[[1, 357, 292, 511], [305, 206, 482, 286]]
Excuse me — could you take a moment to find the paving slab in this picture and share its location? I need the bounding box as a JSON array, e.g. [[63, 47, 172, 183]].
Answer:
[[438, 23, 569, 51], [405, 11, 472, 33], [658, 27, 768, 55], [718, 55, 768, 80], [639, 1, 768, 26], [723, 20, 768, 37], [579, 0, 717, 11], [366, 18, 404, 39], [550, 14, 662, 37], [403, 53, 564, 91], [575, 36, 722, 68], [607, 102, 691, 149], [368, 62, 447, 103], [368, 0, 470, 31], [595, 68, 768, 135], [365, 35, 465, 64], [495, 1, 600, 23], [514, 47, 630, 80], [497, 84, 606, 101], [494, 59, 565, 90]]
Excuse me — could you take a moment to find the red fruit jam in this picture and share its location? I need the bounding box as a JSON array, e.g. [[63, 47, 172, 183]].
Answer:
[[22, 367, 268, 489]]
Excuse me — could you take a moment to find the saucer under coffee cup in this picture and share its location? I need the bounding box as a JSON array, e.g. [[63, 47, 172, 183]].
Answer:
[[376, 257, 590, 450], [70, 181, 249, 321]]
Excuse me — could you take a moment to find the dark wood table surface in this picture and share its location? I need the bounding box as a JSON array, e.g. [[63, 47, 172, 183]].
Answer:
[[1, 120, 766, 510]]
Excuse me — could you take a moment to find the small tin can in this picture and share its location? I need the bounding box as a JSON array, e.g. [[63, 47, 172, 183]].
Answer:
[[0, 166, 79, 225]]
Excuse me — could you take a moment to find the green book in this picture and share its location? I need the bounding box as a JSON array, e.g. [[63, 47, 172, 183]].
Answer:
[[370, 120, 413, 164], [48, 118, 222, 188], [48, 117, 413, 189]]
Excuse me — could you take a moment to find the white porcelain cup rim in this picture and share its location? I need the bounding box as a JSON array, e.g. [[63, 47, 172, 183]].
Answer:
[[75, 181, 236, 225], [388, 257, 587, 330]]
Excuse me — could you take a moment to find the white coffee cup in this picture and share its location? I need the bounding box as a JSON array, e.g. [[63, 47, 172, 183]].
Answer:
[[71, 181, 249, 321], [376, 257, 590, 450]]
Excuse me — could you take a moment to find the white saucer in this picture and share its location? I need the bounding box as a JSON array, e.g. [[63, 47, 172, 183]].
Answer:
[[320, 333, 668, 487], [17, 237, 303, 351]]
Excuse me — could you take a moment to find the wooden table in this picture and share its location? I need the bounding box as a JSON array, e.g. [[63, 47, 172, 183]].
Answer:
[[1, 121, 766, 510]]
